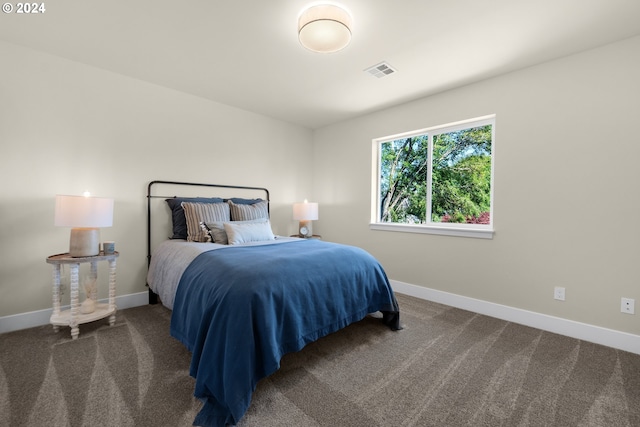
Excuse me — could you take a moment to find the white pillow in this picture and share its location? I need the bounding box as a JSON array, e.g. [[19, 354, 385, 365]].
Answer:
[[202, 218, 266, 244], [224, 220, 275, 245]]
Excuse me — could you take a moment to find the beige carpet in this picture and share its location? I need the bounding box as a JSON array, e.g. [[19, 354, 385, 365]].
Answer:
[[1, 293, 639, 426]]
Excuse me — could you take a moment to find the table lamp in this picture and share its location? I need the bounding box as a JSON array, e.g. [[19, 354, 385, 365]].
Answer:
[[55, 193, 114, 257], [293, 199, 318, 238]]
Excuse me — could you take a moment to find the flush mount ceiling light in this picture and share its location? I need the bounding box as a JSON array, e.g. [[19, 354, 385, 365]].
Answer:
[[298, 3, 352, 53]]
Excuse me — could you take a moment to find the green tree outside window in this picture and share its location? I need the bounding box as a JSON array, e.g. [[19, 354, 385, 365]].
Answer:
[[379, 123, 492, 225]]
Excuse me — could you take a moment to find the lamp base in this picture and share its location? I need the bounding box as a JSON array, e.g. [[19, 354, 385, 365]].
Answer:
[[298, 220, 313, 238], [69, 228, 100, 257]]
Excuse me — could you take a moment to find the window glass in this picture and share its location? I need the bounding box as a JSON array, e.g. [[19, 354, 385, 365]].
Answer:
[[431, 125, 492, 224], [374, 116, 494, 236], [379, 135, 427, 224]]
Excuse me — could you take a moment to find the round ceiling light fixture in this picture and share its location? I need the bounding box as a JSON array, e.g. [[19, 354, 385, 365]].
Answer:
[[298, 3, 352, 53]]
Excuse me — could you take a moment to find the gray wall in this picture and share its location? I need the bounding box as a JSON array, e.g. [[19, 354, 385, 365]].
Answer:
[[312, 36, 640, 335], [0, 41, 313, 317]]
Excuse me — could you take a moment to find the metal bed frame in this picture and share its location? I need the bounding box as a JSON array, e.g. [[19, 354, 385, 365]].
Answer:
[[146, 180, 270, 304]]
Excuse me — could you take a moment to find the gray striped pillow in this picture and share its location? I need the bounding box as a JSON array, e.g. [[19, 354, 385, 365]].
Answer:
[[228, 200, 269, 221], [181, 202, 230, 242]]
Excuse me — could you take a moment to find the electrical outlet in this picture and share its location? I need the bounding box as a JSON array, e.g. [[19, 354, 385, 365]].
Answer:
[[621, 298, 635, 314], [554, 286, 565, 301]]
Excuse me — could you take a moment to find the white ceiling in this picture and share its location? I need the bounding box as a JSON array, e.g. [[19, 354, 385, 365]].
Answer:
[[1, 0, 639, 129]]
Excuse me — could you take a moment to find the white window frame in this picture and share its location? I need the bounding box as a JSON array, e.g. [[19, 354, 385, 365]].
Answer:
[[370, 115, 495, 239]]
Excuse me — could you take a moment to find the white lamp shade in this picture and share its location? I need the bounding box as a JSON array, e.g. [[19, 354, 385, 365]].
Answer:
[[293, 201, 319, 221], [55, 195, 114, 228], [298, 4, 352, 53]]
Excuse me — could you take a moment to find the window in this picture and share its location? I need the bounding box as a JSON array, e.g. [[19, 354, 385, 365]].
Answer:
[[371, 115, 495, 239]]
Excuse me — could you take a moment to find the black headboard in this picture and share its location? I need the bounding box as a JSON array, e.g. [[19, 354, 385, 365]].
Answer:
[[147, 181, 269, 264], [146, 180, 270, 303], [147, 180, 270, 304]]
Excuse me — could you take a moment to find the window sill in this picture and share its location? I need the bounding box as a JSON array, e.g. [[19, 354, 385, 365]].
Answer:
[[369, 222, 494, 239]]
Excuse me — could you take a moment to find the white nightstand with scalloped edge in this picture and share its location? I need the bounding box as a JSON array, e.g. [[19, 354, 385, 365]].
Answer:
[[46, 251, 118, 339]]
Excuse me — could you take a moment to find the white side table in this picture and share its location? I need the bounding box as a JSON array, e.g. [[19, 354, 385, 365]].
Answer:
[[46, 251, 118, 339]]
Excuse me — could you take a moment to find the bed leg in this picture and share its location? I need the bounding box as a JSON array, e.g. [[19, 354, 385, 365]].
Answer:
[[148, 288, 158, 305]]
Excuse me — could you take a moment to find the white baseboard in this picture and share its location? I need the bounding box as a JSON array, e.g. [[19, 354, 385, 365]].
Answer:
[[0, 292, 149, 335], [391, 280, 640, 355], [4, 285, 639, 355]]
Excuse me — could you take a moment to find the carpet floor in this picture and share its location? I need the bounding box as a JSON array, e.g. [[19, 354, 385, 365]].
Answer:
[[1, 293, 639, 426]]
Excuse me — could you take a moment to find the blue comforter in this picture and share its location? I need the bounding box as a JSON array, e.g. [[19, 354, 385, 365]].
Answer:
[[170, 239, 400, 427]]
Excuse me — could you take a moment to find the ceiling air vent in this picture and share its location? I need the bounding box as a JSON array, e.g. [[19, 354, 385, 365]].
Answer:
[[364, 62, 396, 78]]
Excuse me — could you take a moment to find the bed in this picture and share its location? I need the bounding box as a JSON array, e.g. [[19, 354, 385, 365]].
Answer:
[[146, 180, 401, 427]]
